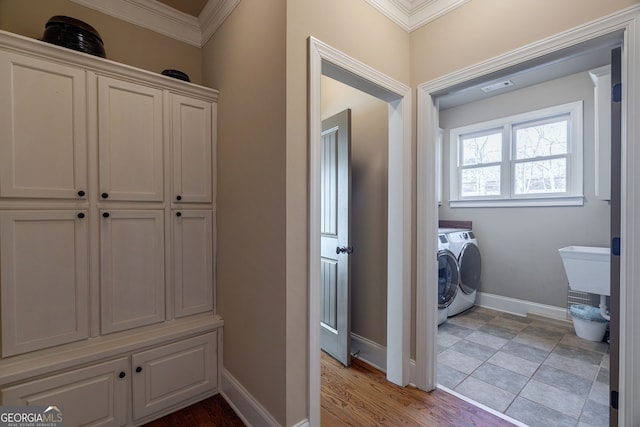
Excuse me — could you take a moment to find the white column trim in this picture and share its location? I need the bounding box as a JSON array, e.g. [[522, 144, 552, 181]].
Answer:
[[308, 36, 411, 427]]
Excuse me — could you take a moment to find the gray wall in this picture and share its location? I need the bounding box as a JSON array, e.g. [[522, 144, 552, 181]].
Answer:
[[322, 76, 389, 346], [439, 71, 610, 308]]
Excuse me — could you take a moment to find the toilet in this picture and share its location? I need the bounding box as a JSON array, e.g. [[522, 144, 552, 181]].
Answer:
[[559, 246, 610, 342]]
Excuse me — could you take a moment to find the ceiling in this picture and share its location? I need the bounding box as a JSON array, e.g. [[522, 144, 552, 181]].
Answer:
[[156, 0, 209, 17]]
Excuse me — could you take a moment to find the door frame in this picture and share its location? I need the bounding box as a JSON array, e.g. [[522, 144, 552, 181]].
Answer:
[[416, 6, 640, 425], [308, 36, 412, 426]]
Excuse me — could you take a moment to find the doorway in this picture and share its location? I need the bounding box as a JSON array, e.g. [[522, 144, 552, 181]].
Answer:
[[416, 9, 640, 426], [308, 37, 412, 426]]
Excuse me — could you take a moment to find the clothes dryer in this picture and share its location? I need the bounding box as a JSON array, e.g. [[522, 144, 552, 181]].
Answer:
[[437, 231, 458, 325], [440, 229, 481, 317]]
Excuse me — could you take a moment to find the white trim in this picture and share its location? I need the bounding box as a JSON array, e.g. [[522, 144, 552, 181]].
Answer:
[[417, 8, 640, 427], [309, 36, 412, 427], [221, 368, 280, 427], [199, 0, 241, 46], [476, 292, 568, 322], [364, 0, 470, 32], [449, 101, 584, 205], [437, 385, 529, 427], [69, 0, 239, 47], [350, 333, 386, 372], [449, 196, 584, 208]]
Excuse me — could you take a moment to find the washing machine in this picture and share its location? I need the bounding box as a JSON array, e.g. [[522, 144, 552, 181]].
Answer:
[[437, 231, 458, 325], [440, 229, 481, 317]]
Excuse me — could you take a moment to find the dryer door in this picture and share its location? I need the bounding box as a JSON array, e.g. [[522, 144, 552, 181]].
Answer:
[[459, 243, 481, 294], [438, 249, 459, 308]]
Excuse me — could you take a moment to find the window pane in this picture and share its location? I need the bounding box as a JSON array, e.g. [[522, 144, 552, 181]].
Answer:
[[461, 165, 501, 197], [514, 116, 568, 160], [514, 158, 566, 194], [461, 131, 502, 166]]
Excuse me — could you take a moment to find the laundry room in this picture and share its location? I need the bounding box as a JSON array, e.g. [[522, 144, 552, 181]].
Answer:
[[434, 39, 615, 426]]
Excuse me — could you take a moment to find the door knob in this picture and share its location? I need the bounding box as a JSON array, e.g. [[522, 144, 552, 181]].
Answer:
[[336, 245, 354, 255]]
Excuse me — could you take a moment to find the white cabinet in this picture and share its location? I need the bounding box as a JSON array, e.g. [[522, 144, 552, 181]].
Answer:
[[172, 94, 214, 203], [0, 51, 87, 200], [0, 210, 89, 357], [131, 332, 218, 421], [1, 358, 128, 427], [100, 210, 165, 334], [98, 76, 164, 202], [173, 210, 214, 318], [0, 30, 220, 426]]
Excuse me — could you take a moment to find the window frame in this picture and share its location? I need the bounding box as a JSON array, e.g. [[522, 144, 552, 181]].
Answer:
[[449, 101, 584, 207]]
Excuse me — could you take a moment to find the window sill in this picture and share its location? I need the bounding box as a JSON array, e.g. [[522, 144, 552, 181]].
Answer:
[[449, 195, 584, 208]]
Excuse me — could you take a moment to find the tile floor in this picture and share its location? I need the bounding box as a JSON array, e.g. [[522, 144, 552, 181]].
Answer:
[[437, 306, 610, 427]]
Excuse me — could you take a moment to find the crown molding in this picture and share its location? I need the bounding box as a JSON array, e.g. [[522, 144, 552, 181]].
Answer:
[[199, 0, 241, 46], [364, 0, 470, 32], [70, 0, 240, 47]]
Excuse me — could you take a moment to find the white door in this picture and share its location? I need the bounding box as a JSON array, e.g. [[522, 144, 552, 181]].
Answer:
[[171, 94, 213, 203], [0, 210, 89, 356], [0, 52, 87, 199], [100, 210, 165, 334], [320, 109, 352, 366], [173, 209, 214, 318], [97, 76, 164, 202]]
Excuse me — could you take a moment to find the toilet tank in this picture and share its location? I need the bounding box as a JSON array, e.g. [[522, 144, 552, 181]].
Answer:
[[559, 246, 610, 296]]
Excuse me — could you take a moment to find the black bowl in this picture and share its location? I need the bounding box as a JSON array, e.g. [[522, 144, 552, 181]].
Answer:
[[161, 69, 190, 82], [43, 15, 105, 58]]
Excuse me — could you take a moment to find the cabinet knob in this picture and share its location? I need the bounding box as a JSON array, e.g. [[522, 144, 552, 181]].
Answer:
[[101, 192, 109, 199], [77, 190, 85, 197], [176, 195, 182, 201], [77, 213, 85, 219], [119, 371, 126, 379], [102, 212, 110, 218], [176, 212, 182, 217], [136, 366, 142, 373]]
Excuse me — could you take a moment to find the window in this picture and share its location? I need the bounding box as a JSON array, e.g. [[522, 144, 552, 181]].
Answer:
[[449, 102, 583, 207]]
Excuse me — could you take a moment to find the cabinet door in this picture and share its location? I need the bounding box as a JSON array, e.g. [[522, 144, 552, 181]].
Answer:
[[172, 95, 213, 203], [131, 332, 218, 421], [100, 210, 165, 334], [173, 210, 213, 317], [0, 51, 87, 199], [98, 76, 164, 201], [0, 210, 89, 357], [1, 358, 128, 427]]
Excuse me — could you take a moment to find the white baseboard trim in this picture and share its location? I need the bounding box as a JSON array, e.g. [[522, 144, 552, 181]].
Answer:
[[350, 333, 386, 372], [221, 368, 280, 427], [291, 419, 310, 427], [477, 291, 568, 321]]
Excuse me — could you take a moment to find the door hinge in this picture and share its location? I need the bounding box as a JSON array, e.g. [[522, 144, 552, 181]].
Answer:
[[612, 237, 621, 257], [611, 390, 619, 409], [612, 83, 622, 103]]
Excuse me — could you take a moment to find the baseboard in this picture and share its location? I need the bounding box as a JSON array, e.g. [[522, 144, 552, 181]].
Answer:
[[350, 333, 386, 371], [477, 291, 568, 321], [221, 368, 280, 427]]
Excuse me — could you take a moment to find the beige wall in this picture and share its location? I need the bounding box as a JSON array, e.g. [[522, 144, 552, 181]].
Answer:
[[410, 0, 639, 85], [201, 0, 288, 424], [321, 76, 389, 347], [0, 0, 203, 84]]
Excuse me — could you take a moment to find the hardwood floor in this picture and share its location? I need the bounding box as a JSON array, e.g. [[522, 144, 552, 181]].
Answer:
[[321, 352, 515, 427], [145, 353, 516, 426]]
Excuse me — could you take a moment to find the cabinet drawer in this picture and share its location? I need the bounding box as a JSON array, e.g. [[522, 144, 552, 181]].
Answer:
[[1, 358, 128, 427], [131, 332, 217, 420]]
